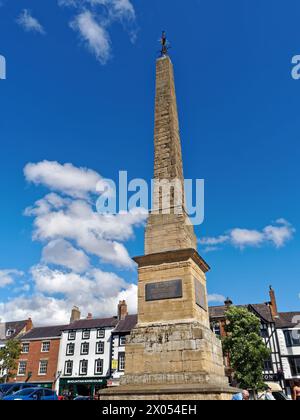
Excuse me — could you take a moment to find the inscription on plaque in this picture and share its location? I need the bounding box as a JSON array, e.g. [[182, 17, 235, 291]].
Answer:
[[194, 278, 207, 311], [145, 279, 183, 302]]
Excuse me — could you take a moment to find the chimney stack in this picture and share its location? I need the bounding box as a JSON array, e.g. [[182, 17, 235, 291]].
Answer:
[[224, 298, 233, 307], [118, 300, 128, 321], [87, 313, 93, 320], [70, 306, 81, 323], [26, 318, 33, 332], [269, 286, 279, 318]]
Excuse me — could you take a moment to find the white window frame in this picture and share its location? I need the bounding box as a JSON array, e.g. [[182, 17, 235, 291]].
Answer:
[[38, 360, 48, 376], [79, 360, 88, 376], [66, 343, 75, 356], [21, 343, 30, 354], [81, 342, 89, 355], [64, 360, 73, 376], [41, 341, 50, 353], [118, 353, 126, 372], [82, 330, 90, 340], [17, 361, 27, 376], [97, 329, 105, 339], [94, 359, 103, 375], [68, 331, 76, 341], [96, 341, 104, 355]]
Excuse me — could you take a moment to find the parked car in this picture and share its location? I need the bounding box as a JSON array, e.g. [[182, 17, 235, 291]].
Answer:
[[3, 387, 58, 401], [0, 383, 36, 400]]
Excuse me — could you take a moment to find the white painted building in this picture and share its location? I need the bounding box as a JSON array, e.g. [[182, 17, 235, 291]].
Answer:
[[56, 314, 118, 397], [276, 312, 300, 398], [110, 314, 137, 386]]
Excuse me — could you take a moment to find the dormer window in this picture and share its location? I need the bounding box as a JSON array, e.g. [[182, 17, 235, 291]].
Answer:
[[6, 329, 15, 337]]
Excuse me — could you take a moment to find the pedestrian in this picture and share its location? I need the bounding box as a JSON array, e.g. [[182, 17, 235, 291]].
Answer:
[[293, 382, 300, 401], [232, 390, 250, 400], [264, 387, 276, 401]]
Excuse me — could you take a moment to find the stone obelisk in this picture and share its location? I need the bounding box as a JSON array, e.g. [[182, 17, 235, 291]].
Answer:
[[101, 38, 237, 400]]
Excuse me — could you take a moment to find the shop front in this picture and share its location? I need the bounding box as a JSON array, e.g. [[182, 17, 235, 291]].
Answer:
[[59, 377, 107, 399]]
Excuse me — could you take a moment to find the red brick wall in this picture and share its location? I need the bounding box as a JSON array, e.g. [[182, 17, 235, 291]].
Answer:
[[10, 338, 60, 389]]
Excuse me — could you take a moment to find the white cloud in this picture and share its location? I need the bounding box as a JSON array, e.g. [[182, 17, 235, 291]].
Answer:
[[16, 9, 45, 34], [200, 219, 295, 252], [58, 0, 137, 63], [24, 161, 107, 199], [42, 239, 90, 273], [0, 270, 24, 288], [71, 11, 111, 64], [0, 159, 144, 324], [230, 228, 265, 248], [263, 219, 295, 248], [27, 196, 146, 268], [0, 274, 137, 325], [208, 294, 226, 304]]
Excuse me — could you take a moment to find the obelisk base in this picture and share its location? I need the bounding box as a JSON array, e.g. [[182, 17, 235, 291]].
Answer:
[[99, 383, 239, 401], [100, 321, 239, 401]]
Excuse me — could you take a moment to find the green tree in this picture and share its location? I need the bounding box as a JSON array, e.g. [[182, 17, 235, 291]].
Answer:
[[0, 339, 21, 383], [223, 306, 271, 391]]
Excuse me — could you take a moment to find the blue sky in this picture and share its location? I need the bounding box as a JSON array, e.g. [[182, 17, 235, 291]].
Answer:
[[0, 0, 299, 324]]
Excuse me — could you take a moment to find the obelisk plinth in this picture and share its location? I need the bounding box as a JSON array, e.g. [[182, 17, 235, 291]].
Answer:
[[101, 41, 238, 401]]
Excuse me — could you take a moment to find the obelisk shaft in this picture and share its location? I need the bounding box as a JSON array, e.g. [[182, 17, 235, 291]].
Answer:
[[145, 56, 197, 255]]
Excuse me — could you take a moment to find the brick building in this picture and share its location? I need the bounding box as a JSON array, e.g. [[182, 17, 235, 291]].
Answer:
[[0, 318, 33, 380], [11, 325, 66, 389]]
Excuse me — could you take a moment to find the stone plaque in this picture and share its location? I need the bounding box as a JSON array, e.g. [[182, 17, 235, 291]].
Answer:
[[194, 278, 207, 311], [145, 279, 183, 302]]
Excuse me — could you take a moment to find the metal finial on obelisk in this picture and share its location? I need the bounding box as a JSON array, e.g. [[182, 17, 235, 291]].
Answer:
[[160, 31, 170, 57]]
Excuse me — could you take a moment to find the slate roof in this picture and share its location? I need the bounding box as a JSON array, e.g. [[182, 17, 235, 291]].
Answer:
[[63, 317, 118, 331], [250, 304, 274, 323], [113, 315, 138, 334], [0, 320, 28, 341], [21, 325, 67, 340], [209, 304, 247, 319], [276, 312, 300, 329], [209, 303, 274, 323]]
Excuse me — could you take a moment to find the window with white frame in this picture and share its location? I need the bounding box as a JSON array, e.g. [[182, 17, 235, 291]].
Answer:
[[68, 331, 76, 341], [97, 329, 105, 339], [17, 361, 27, 376], [79, 360, 88, 376], [66, 343, 75, 356], [284, 330, 300, 347], [119, 335, 127, 346], [82, 330, 90, 340], [94, 359, 103, 375], [21, 343, 30, 354], [64, 360, 73, 376], [118, 353, 125, 371], [96, 341, 104, 354], [81, 342, 89, 355], [6, 329, 15, 338], [41, 341, 50, 352], [39, 360, 48, 375]]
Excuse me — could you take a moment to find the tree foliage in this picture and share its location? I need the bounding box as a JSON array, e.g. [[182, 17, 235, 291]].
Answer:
[[223, 306, 271, 390], [0, 339, 21, 382]]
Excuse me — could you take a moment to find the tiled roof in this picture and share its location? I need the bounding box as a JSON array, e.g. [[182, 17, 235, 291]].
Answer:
[[63, 317, 118, 331], [209, 304, 247, 319], [250, 304, 274, 323], [0, 320, 28, 341], [209, 303, 274, 323], [276, 312, 300, 328], [21, 325, 67, 340], [113, 315, 138, 334]]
